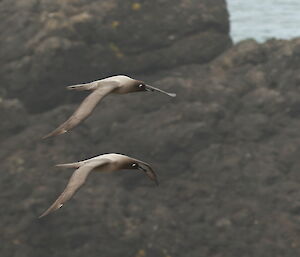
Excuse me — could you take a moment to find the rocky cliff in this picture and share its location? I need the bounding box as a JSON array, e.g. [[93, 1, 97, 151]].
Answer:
[[2, 1, 300, 257], [0, 0, 231, 112]]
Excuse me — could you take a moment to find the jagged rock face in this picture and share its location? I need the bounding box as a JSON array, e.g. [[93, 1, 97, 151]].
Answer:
[[0, 0, 231, 112], [2, 38, 300, 257], [0, 98, 28, 141]]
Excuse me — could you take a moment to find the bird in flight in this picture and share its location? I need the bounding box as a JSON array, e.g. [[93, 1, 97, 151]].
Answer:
[[39, 153, 158, 218], [43, 75, 176, 138]]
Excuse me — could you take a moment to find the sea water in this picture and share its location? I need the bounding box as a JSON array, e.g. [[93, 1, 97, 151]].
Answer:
[[227, 0, 300, 42]]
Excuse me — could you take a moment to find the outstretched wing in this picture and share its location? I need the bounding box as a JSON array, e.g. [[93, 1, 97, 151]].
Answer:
[[43, 83, 119, 138], [39, 159, 110, 218]]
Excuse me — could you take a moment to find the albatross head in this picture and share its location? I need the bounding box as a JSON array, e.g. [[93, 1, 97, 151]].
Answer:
[[134, 81, 150, 92]]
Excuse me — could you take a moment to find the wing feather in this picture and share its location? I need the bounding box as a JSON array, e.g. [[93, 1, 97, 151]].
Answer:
[[43, 83, 119, 138], [39, 159, 110, 218]]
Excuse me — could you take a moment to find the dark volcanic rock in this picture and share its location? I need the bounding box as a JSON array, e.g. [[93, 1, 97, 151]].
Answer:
[[0, 0, 231, 112], [2, 38, 300, 257], [0, 98, 29, 141]]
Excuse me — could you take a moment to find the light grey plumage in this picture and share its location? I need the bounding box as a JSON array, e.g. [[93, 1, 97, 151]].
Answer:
[[43, 75, 176, 138], [39, 153, 158, 218]]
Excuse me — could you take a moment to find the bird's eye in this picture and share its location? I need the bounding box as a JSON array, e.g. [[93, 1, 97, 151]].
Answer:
[[139, 84, 144, 88], [132, 163, 137, 167]]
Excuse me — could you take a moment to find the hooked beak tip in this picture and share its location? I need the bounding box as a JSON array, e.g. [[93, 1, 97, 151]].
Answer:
[[152, 176, 159, 186]]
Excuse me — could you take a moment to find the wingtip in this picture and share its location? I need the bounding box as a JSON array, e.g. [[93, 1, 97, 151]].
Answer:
[[38, 208, 52, 218], [42, 131, 57, 139], [42, 129, 67, 139], [38, 212, 47, 219], [38, 203, 63, 219], [42, 134, 51, 140]]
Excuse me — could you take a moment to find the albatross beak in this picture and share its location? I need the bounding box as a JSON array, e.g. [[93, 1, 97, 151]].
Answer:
[[138, 166, 159, 186], [145, 84, 176, 98], [153, 177, 159, 186]]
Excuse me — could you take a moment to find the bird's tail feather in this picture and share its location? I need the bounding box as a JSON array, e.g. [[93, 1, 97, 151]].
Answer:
[[56, 162, 82, 169], [67, 83, 92, 91]]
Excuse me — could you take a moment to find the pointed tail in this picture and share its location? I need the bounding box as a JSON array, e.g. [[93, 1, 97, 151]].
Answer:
[[67, 83, 92, 91], [56, 162, 82, 169]]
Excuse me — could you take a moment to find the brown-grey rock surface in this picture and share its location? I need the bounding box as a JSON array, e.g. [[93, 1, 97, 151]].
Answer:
[[0, 0, 231, 112], [0, 98, 29, 141], [2, 37, 300, 257]]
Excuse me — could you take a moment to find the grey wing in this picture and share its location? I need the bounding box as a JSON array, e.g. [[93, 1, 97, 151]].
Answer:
[[39, 159, 110, 218], [43, 83, 119, 138]]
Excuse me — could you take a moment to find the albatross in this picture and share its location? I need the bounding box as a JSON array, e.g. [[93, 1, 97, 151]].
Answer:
[[43, 75, 176, 138], [39, 153, 158, 218]]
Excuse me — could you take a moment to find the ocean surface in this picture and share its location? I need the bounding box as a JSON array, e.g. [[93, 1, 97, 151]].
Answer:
[[227, 0, 300, 42]]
